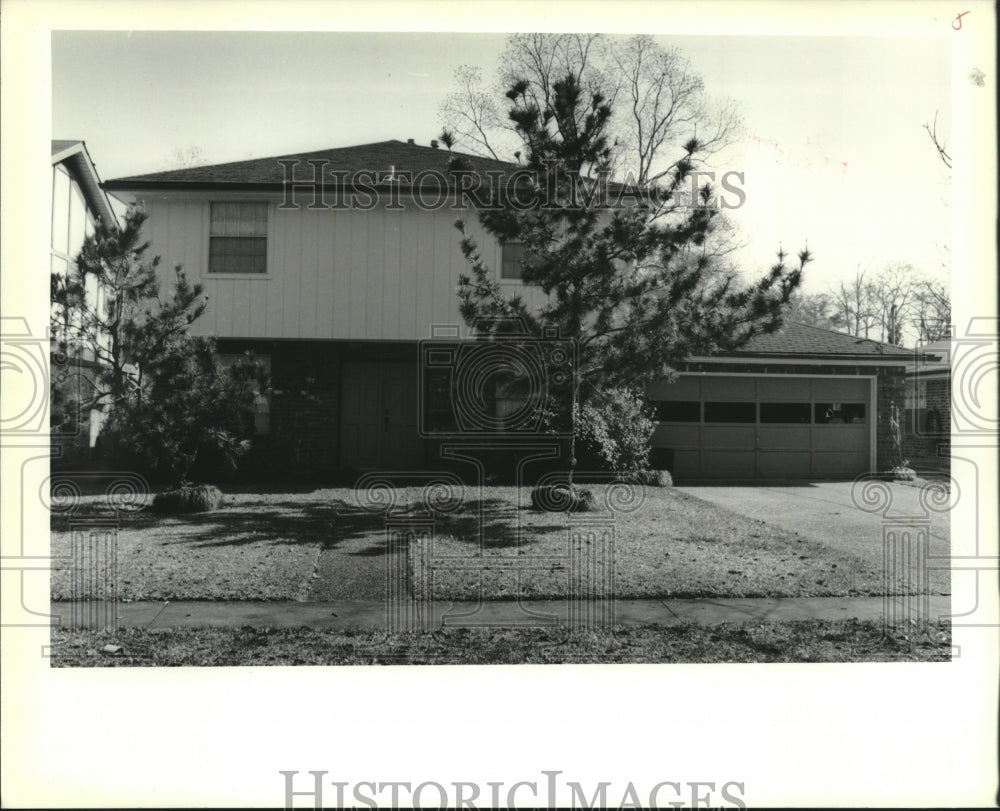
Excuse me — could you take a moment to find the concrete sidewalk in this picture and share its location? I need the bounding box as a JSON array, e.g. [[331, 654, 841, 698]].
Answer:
[[51, 595, 952, 631]]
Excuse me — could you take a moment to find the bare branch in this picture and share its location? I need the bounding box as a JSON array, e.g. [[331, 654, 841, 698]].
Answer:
[[923, 110, 952, 169]]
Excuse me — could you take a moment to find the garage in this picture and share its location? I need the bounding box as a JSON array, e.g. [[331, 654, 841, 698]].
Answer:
[[648, 374, 874, 479]]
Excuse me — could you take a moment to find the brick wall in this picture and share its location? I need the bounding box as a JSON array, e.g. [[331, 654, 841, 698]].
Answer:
[[928, 379, 951, 434], [903, 376, 950, 464]]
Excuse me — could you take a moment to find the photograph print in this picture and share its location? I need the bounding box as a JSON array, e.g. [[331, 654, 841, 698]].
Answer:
[[45, 26, 958, 667]]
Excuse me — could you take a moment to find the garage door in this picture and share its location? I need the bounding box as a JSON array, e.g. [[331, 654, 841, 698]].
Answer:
[[647, 375, 872, 479]]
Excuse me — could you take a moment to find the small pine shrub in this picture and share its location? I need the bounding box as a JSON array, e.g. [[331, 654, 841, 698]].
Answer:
[[151, 484, 225, 513], [889, 465, 917, 482]]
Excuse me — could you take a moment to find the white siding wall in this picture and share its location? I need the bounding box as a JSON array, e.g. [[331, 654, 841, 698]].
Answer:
[[139, 192, 549, 341]]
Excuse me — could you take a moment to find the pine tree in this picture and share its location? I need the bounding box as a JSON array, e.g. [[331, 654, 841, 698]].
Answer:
[[51, 206, 265, 485], [51, 206, 208, 407], [445, 73, 810, 476]]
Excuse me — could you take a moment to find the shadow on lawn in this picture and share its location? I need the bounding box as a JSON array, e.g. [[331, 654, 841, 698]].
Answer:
[[50, 496, 568, 555], [51, 499, 391, 553], [434, 499, 566, 550]]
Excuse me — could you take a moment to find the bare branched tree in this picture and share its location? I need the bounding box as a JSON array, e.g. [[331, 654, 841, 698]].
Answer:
[[440, 34, 610, 162], [439, 65, 512, 161], [868, 263, 917, 345], [923, 110, 952, 170], [439, 33, 746, 276], [811, 263, 950, 346], [911, 278, 952, 341], [439, 33, 742, 187], [608, 35, 742, 186], [783, 291, 841, 331], [828, 265, 879, 339], [498, 33, 611, 119]]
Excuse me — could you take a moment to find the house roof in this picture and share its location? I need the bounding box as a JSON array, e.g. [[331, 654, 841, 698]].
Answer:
[[102, 139, 639, 207], [714, 321, 915, 361], [52, 140, 118, 227], [103, 139, 521, 191], [52, 139, 84, 157]]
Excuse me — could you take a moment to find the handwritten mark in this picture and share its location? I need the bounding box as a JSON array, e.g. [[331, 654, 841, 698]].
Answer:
[[952, 10, 970, 30]]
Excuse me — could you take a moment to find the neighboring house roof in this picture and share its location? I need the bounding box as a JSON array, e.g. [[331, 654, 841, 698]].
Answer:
[[103, 139, 520, 191], [52, 140, 118, 227], [706, 321, 915, 362], [52, 139, 84, 156]]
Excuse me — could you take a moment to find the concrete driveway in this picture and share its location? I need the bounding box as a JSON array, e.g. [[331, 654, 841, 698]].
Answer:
[[674, 480, 952, 593]]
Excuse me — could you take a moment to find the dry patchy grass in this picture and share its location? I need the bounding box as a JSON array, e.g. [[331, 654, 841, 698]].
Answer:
[[50, 620, 951, 666], [52, 484, 894, 603], [415, 486, 888, 600], [50, 490, 372, 601]]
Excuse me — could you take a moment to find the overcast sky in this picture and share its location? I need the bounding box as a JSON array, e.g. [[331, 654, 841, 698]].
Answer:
[[53, 29, 952, 294]]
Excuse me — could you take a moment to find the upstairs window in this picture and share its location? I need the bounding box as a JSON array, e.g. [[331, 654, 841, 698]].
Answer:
[[500, 241, 526, 280], [209, 202, 268, 274]]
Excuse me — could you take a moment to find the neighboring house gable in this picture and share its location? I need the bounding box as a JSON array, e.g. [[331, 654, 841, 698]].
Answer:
[[51, 140, 119, 355], [50, 140, 119, 457], [51, 140, 117, 272]]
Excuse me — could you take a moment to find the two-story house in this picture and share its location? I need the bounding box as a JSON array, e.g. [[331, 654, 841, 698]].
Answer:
[[103, 139, 916, 480]]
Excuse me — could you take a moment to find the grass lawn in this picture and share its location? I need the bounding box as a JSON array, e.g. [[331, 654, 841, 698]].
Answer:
[[52, 483, 895, 602], [49, 620, 952, 665], [415, 485, 891, 600], [50, 489, 359, 601]]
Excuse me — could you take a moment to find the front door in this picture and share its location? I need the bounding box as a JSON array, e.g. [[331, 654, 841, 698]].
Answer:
[[340, 361, 423, 469]]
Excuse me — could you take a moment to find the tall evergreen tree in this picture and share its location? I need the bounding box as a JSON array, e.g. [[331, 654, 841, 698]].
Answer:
[[445, 73, 810, 474]]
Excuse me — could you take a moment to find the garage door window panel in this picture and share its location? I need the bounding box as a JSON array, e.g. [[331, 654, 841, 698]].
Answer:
[[704, 401, 756, 423], [760, 402, 811, 423], [814, 402, 866, 424], [654, 400, 701, 422]]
